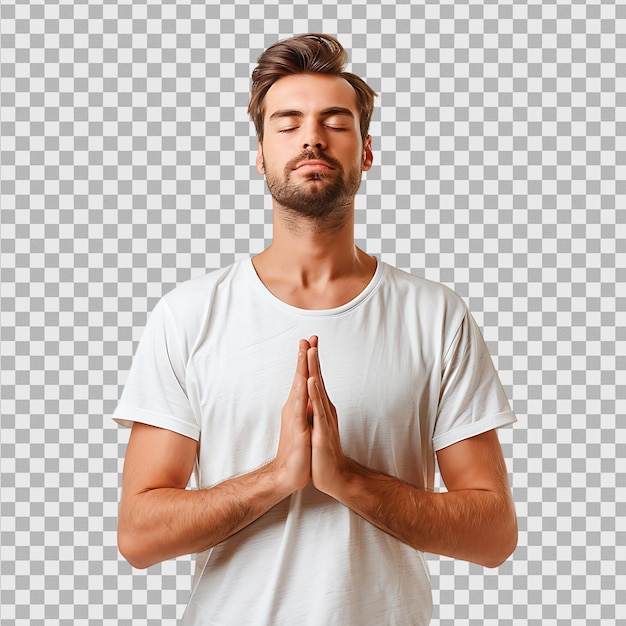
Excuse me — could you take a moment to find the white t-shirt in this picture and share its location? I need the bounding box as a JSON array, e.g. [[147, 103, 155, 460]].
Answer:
[[113, 258, 516, 626]]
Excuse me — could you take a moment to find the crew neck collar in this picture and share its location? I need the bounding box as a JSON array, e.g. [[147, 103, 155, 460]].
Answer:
[[245, 256, 384, 317]]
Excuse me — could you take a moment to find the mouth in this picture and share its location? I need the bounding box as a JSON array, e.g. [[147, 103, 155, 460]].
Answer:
[[294, 160, 335, 171]]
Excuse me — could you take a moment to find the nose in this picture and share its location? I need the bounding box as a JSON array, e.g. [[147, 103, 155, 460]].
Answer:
[[302, 122, 327, 151]]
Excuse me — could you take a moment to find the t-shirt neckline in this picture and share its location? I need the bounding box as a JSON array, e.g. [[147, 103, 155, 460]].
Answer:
[[245, 256, 384, 317]]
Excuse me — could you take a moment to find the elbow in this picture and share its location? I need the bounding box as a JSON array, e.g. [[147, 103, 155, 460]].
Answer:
[[117, 495, 165, 569], [482, 538, 517, 568], [482, 515, 518, 569], [118, 529, 146, 570], [118, 523, 159, 570]]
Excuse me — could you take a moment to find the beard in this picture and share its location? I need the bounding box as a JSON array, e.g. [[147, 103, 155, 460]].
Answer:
[[263, 149, 363, 223]]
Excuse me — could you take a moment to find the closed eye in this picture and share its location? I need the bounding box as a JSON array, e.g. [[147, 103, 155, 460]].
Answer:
[[278, 126, 346, 133]]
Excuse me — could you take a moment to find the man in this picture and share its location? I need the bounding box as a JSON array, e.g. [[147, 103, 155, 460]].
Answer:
[[114, 34, 517, 625]]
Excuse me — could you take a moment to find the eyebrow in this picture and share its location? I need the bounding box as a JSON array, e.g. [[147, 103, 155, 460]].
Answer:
[[268, 107, 355, 122]]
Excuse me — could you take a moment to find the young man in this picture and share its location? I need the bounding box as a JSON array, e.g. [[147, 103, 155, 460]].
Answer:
[[114, 34, 517, 625]]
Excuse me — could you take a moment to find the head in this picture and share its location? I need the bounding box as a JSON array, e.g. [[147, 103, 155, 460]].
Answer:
[[248, 34, 376, 144]]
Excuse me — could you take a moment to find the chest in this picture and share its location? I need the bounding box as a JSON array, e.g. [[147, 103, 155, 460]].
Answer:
[[185, 310, 441, 488]]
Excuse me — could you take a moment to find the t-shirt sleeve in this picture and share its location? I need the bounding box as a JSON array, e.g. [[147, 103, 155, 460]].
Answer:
[[432, 305, 516, 451], [112, 296, 200, 441]]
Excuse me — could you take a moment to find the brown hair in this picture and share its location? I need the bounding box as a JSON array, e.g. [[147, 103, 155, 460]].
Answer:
[[248, 34, 377, 143]]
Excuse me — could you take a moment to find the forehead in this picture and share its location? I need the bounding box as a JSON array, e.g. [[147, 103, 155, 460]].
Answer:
[[263, 73, 359, 119]]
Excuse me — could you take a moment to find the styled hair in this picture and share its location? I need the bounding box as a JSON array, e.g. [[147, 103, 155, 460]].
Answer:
[[248, 34, 377, 143]]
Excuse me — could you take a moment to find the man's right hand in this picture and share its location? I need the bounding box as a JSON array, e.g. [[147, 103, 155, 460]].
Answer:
[[273, 338, 313, 492], [118, 339, 316, 569]]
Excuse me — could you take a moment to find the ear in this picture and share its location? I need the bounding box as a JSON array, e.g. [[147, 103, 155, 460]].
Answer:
[[362, 135, 373, 172], [255, 141, 265, 175]]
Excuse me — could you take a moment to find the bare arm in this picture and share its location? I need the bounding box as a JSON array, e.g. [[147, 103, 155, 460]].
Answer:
[[117, 340, 313, 569], [307, 342, 517, 568]]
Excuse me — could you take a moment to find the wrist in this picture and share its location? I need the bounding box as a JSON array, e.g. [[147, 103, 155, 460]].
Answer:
[[265, 457, 310, 498], [315, 456, 361, 501]]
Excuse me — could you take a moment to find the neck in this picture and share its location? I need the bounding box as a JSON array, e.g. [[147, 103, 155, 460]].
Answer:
[[251, 206, 377, 309], [263, 210, 360, 281]]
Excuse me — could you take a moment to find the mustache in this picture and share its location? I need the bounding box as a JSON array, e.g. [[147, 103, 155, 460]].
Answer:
[[285, 150, 343, 172]]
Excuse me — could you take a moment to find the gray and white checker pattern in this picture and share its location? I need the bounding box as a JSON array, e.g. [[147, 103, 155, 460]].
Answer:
[[0, 0, 624, 624]]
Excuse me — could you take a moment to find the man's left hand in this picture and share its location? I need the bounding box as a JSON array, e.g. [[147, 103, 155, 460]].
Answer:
[[306, 336, 351, 495]]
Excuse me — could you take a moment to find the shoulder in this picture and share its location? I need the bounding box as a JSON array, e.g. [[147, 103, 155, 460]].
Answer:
[[380, 263, 468, 319], [159, 260, 246, 314], [144, 260, 250, 342], [372, 263, 471, 356]]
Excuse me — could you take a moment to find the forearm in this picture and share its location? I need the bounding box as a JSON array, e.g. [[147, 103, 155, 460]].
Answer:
[[330, 459, 517, 568], [118, 342, 313, 570], [118, 460, 292, 569]]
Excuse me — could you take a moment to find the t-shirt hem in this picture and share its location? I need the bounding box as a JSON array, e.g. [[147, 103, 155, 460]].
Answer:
[[432, 411, 516, 451], [112, 409, 200, 441]]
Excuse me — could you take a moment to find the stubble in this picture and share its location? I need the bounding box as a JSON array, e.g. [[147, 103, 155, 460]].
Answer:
[[263, 150, 363, 232]]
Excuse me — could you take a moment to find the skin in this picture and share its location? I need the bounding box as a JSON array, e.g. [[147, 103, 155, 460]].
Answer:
[[252, 73, 376, 309], [118, 73, 517, 570]]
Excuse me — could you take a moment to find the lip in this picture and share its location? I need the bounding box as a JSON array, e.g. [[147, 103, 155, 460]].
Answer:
[[294, 160, 334, 170]]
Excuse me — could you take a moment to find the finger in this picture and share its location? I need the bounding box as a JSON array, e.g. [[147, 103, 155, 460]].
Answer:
[[306, 352, 333, 420], [308, 345, 338, 421], [309, 335, 319, 348], [289, 340, 310, 400], [297, 338, 311, 376], [307, 345, 325, 390], [307, 377, 328, 424]]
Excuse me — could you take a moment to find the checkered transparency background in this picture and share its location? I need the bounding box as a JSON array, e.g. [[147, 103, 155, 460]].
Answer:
[[0, 0, 624, 624]]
